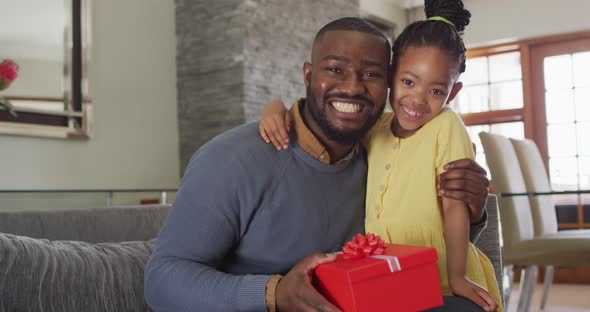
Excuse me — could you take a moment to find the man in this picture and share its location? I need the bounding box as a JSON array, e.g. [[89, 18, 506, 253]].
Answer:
[[145, 17, 489, 312]]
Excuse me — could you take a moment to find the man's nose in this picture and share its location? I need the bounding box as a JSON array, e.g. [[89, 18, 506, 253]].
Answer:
[[338, 73, 365, 96]]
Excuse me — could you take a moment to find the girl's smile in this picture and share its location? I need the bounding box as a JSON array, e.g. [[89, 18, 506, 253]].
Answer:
[[390, 45, 463, 138]]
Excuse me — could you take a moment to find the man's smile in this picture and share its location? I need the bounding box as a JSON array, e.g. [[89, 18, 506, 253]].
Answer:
[[331, 101, 362, 113]]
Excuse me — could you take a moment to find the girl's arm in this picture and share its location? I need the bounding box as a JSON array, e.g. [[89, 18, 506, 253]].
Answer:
[[443, 197, 470, 283], [257, 99, 378, 150], [258, 99, 291, 150], [443, 197, 498, 312]]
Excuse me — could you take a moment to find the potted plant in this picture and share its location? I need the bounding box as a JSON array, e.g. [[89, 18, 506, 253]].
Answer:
[[0, 59, 19, 117]]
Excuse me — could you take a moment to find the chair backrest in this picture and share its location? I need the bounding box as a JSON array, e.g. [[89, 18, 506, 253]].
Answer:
[[474, 194, 503, 300], [479, 132, 535, 254], [510, 138, 558, 236]]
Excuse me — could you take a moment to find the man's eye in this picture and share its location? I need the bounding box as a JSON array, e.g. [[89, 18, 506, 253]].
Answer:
[[326, 67, 341, 73], [362, 72, 381, 79]]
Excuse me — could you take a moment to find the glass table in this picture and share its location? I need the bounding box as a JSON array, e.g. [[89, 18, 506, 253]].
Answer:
[[500, 189, 590, 229]]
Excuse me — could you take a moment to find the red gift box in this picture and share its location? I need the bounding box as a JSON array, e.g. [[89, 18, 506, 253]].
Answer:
[[314, 235, 443, 312]]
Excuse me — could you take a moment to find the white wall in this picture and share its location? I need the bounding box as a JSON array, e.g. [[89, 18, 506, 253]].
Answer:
[[0, 0, 179, 209], [360, 0, 407, 37], [407, 0, 590, 47], [462, 0, 589, 47]]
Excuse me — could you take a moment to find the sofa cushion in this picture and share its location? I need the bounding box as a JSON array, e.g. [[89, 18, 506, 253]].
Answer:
[[0, 233, 155, 312]]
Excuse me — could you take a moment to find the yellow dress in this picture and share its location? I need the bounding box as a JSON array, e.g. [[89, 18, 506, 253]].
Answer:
[[364, 108, 502, 311]]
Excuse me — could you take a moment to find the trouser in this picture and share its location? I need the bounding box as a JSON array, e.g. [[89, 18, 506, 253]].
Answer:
[[423, 296, 485, 312]]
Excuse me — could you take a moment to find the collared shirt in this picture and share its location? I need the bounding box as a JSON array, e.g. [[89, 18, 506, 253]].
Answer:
[[289, 98, 359, 165]]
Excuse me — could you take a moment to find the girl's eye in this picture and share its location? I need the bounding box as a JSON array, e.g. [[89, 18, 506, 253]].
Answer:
[[401, 79, 413, 86], [431, 89, 445, 96]]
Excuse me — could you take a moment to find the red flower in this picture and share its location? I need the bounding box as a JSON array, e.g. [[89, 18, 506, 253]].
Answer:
[[0, 59, 19, 84], [342, 233, 386, 260]]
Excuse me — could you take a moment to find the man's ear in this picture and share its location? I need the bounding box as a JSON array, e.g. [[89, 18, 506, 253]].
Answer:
[[446, 81, 463, 104], [303, 62, 312, 88]]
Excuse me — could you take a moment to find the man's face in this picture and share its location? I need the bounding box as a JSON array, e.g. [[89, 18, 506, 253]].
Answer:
[[303, 30, 389, 145]]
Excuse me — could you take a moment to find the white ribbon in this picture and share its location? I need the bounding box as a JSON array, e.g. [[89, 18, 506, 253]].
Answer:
[[370, 255, 401, 273], [334, 251, 402, 273]]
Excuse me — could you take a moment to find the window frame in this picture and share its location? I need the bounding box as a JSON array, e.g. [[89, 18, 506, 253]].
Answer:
[[462, 30, 590, 167], [528, 34, 590, 171], [460, 44, 524, 127], [461, 30, 590, 231]]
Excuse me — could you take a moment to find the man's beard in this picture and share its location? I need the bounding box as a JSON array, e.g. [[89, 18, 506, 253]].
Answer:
[[306, 85, 382, 145]]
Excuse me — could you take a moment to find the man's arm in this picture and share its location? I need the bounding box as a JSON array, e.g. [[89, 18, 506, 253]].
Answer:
[[144, 149, 272, 312], [437, 158, 490, 225]]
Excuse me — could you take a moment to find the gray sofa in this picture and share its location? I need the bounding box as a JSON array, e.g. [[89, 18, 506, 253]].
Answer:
[[0, 196, 502, 312], [0, 205, 170, 312]]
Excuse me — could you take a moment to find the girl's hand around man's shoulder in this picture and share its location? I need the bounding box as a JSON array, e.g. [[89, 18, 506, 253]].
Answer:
[[259, 99, 291, 150]]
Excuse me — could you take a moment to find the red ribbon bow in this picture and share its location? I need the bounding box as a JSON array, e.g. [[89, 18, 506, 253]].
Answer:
[[342, 233, 386, 260]]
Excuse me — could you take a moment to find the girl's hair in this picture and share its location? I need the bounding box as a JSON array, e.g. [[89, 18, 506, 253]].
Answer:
[[391, 0, 471, 74]]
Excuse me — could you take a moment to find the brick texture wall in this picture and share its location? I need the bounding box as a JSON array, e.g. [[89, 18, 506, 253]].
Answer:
[[175, 0, 359, 172]]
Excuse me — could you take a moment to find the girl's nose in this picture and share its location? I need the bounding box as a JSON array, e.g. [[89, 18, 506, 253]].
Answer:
[[407, 90, 427, 106]]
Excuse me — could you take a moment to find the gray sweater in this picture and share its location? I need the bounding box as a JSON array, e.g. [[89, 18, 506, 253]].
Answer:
[[144, 122, 367, 311]]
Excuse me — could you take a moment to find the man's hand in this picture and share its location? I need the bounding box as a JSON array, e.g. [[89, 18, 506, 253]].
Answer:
[[276, 253, 341, 312], [437, 158, 490, 224]]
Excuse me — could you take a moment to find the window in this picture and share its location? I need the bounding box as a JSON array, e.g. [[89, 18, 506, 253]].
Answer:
[[456, 51, 524, 113], [458, 32, 590, 231], [454, 32, 590, 190], [452, 48, 526, 177], [539, 51, 590, 190], [529, 37, 590, 233]]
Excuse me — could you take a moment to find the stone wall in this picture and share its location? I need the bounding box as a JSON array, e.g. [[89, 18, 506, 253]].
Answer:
[[175, 0, 359, 172]]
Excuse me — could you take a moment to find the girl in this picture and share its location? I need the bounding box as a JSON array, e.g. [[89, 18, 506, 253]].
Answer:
[[258, 0, 502, 311]]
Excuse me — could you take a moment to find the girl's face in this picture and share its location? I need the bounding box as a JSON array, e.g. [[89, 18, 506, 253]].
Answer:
[[389, 45, 462, 138]]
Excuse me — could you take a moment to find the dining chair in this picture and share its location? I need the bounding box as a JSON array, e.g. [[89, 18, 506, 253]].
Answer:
[[510, 137, 590, 310], [479, 132, 590, 312]]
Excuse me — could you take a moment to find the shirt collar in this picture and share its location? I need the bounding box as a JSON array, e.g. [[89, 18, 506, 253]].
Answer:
[[289, 98, 359, 165]]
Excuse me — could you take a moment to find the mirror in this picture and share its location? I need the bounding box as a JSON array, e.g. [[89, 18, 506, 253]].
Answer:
[[0, 0, 91, 139]]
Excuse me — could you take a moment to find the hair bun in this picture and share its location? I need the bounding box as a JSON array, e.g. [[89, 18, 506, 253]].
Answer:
[[424, 0, 471, 32]]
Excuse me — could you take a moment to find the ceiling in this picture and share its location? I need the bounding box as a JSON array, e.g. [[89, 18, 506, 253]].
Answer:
[[388, 0, 424, 8], [387, 0, 481, 9]]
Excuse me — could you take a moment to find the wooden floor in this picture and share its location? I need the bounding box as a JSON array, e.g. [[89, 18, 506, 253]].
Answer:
[[508, 283, 590, 312]]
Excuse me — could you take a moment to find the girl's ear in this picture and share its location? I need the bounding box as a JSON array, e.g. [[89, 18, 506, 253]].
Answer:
[[446, 81, 463, 104]]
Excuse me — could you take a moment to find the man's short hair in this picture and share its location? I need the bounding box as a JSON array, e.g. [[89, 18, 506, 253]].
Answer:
[[314, 17, 389, 46], [312, 17, 391, 59]]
